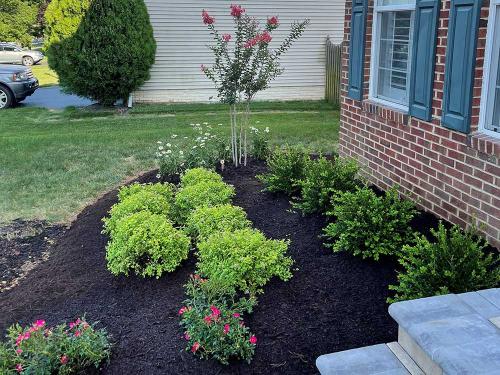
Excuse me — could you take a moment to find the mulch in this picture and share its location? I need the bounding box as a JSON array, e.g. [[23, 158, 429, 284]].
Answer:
[[0, 161, 403, 374]]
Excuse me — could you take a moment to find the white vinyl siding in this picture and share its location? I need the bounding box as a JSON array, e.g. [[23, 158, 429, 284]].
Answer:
[[135, 0, 345, 103]]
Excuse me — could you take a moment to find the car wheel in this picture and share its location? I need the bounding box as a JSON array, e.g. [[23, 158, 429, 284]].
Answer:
[[0, 86, 13, 109], [22, 56, 34, 66]]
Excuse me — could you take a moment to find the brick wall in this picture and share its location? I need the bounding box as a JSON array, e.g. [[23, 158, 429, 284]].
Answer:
[[339, 0, 500, 248]]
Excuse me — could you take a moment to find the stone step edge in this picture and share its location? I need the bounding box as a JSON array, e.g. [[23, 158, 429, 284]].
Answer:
[[398, 326, 443, 375], [386, 342, 425, 375], [490, 316, 500, 329]]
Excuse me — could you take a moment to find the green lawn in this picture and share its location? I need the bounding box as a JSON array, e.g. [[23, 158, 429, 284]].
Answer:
[[31, 62, 59, 87], [0, 101, 339, 224]]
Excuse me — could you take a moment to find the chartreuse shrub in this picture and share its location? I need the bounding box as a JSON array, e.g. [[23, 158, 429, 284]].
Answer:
[[0, 317, 110, 374], [186, 205, 252, 242], [180, 168, 223, 188], [179, 275, 257, 364], [197, 229, 293, 295], [389, 222, 500, 303], [293, 156, 361, 214], [323, 186, 417, 260], [174, 181, 235, 224], [102, 190, 172, 236], [118, 182, 175, 203], [51, 0, 156, 105], [257, 146, 309, 195], [106, 211, 190, 278]]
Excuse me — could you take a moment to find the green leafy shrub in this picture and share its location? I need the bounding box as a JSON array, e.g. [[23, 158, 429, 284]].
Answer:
[[186, 205, 252, 242], [250, 126, 271, 160], [49, 0, 156, 105], [105, 211, 190, 278], [257, 146, 309, 195], [174, 181, 235, 224], [118, 182, 175, 203], [179, 275, 257, 365], [102, 190, 172, 236], [293, 156, 361, 214], [0, 317, 110, 374], [323, 187, 417, 260], [180, 168, 223, 188], [197, 229, 293, 295], [389, 222, 500, 302]]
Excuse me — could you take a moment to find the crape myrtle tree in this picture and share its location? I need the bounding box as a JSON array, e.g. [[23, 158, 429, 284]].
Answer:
[[48, 0, 156, 106], [201, 5, 309, 167]]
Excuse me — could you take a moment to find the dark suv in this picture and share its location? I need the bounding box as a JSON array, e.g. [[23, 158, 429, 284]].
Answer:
[[0, 64, 39, 109]]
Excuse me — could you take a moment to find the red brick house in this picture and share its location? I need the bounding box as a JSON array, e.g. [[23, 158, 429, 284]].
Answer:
[[339, 0, 500, 247]]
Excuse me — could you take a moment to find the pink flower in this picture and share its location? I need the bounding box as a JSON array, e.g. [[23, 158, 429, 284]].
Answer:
[[249, 335, 257, 345], [233, 313, 240, 318], [244, 37, 258, 49], [230, 4, 245, 18], [15, 364, 23, 373], [60, 355, 68, 365], [184, 332, 190, 340], [260, 31, 272, 44], [74, 330, 81, 337], [15, 349, 23, 355], [191, 342, 200, 353], [82, 322, 90, 330], [202, 10, 215, 25], [210, 305, 221, 317], [222, 34, 232, 42], [223, 324, 230, 335], [203, 315, 212, 325], [15, 334, 23, 346], [178, 306, 188, 315], [267, 16, 279, 27], [33, 320, 45, 329]]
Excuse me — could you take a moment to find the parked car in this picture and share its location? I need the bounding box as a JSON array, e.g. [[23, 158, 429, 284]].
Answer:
[[0, 65, 39, 109], [0, 42, 44, 66]]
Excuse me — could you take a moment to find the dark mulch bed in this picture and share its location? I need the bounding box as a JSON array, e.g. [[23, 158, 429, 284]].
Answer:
[[0, 161, 401, 374]]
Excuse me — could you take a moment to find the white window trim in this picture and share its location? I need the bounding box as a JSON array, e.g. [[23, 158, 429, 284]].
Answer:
[[479, 0, 500, 139], [368, 1, 416, 113]]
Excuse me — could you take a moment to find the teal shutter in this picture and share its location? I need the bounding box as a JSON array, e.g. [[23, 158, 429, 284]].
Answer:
[[348, 0, 368, 100], [409, 0, 440, 121], [441, 0, 481, 133]]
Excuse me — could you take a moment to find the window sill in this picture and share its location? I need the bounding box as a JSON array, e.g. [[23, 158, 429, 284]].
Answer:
[[362, 99, 410, 124], [468, 132, 500, 157]]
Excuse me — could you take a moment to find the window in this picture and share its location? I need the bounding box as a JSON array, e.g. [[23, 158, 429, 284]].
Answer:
[[480, 0, 500, 137], [370, 0, 416, 110], [3, 46, 16, 52]]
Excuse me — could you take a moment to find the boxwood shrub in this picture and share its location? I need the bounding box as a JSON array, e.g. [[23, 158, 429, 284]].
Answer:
[[174, 181, 235, 224], [196, 228, 293, 295], [105, 211, 190, 278], [257, 146, 309, 196], [323, 186, 417, 260], [118, 182, 175, 203], [180, 168, 223, 188], [102, 190, 172, 236], [389, 222, 500, 302], [185, 204, 252, 242], [293, 156, 361, 214]]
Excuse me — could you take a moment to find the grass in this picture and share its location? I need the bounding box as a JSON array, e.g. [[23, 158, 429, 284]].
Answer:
[[31, 61, 59, 87], [0, 101, 340, 224]]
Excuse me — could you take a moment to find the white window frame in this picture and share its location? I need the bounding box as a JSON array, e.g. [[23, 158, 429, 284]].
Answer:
[[368, 0, 416, 112], [479, 0, 500, 139]]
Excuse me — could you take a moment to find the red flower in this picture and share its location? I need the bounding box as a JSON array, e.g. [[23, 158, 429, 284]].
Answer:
[[210, 305, 221, 317], [74, 330, 81, 337], [233, 313, 240, 318], [244, 37, 258, 49], [15, 364, 23, 373], [222, 34, 232, 42], [267, 16, 279, 27], [260, 31, 272, 44], [202, 10, 215, 25], [223, 324, 230, 335], [191, 342, 200, 353], [60, 355, 69, 365], [230, 4, 245, 18], [178, 306, 188, 315], [203, 315, 212, 325], [249, 335, 257, 345]]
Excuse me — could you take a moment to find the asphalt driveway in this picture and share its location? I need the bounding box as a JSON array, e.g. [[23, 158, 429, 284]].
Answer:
[[22, 86, 94, 109]]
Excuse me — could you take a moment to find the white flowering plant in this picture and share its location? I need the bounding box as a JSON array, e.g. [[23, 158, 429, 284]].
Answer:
[[157, 123, 230, 178], [249, 124, 271, 160]]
